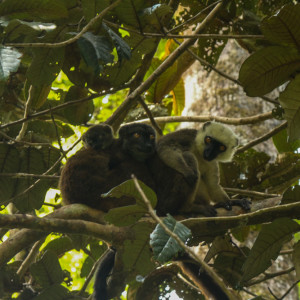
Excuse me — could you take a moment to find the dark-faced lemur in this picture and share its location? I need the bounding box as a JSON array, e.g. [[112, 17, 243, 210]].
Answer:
[[150, 121, 251, 216], [59, 123, 156, 211]]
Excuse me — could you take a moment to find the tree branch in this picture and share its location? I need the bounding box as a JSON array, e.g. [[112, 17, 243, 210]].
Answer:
[[0, 204, 126, 266], [236, 121, 288, 153], [4, 0, 122, 48], [127, 111, 273, 125]]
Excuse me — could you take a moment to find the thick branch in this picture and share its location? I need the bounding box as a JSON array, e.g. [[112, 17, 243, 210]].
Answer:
[[182, 197, 300, 240], [0, 204, 127, 266]]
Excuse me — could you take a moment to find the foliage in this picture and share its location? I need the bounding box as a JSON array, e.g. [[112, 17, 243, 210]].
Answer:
[[0, 0, 300, 300]]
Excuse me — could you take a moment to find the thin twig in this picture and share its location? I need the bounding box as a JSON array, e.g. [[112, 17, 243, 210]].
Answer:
[[0, 173, 60, 179], [15, 86, 33, 141], [17, 239, 45, 279], [0, 130, 54, 148], [246, 267, 295, 286], [49, 107, 67, 159], [127, 111, 273, 125], [4, 0, 122, 48], [131, 174, 237, 300], [224, 188, 279, 198], [137, 97, 163, 136], [236, 121, 288, 153]]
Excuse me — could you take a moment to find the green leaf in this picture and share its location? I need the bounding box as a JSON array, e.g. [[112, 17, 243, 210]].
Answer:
[[123, 222, 155, 277], [239, 46, 300, 96], [32, 284, 70, 300], [0, 0, 68, 20], [102, 179, 157, 209], [4, 20, 56, 42], [29, 85, 51, 109], [241, 218, 300, 283], [214, 250, 248, 287], [105, 204, 148, 226], [63, 86, 93, 125], [282, 186, 300, 205], [30, 251, 63, 287], [279, 74, 300, 141], [139, 4, 173, 28], [102, 23, 131, 62], [272, 129, 300, 153], [77, 32, 114, 75], [114, 0, 147, 27], [172, 78, 185, 116], [0, 144, 60, 211], [42, 237, 74, 257], [205, 236, 240, 263], [150, 214, 191, 263], [26, 46, 65, 85], [261, 3, 300, 49], [0, 46, 22, 81]]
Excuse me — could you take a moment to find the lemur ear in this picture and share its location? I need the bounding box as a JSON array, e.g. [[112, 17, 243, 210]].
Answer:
[[203, 121, 211, 130]]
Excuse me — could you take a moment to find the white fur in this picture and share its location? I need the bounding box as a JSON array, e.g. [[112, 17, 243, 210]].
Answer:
[[195, 122, 238, 162]]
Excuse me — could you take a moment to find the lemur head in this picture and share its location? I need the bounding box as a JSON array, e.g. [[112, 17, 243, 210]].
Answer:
[[82, 124, 114, 150], [118, 123, 156, 161], [195, 122, 239, 162]]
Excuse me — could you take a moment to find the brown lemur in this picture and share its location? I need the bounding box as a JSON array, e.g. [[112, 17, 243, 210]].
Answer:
[[59, 123, 156, 212], [151, 121, 251, 216]]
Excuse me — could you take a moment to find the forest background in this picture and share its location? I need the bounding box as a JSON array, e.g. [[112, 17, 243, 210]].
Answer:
[[0, 0, 300, 299]]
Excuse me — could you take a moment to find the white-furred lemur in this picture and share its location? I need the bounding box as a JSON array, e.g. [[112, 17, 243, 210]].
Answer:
[[151, 121, 251, 216]]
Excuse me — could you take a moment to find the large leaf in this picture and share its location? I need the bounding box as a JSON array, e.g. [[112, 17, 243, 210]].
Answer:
[[281, 186, 300, 205], [30, 251, 63, 288], [123, 222, 156, 279], [105, 204, 149, 226], [261, 3, 300, 49], [241, 218, 300, 283], [150, 214, 191, 263], [104, 179, 157, 226], [31, 284, 70, 300], [4, 20, 56, 43], [279, 74, 300, 141], [77, 32, 114, 75], [102, 23, 131, 62], [0, 46, 22, 81], [63, 86, 93, 125], [0, 144, 61, 211], [26, 28, 66, 85], [272, 129, 300, 153], [239, 46, 300, 96], [0, 0, 68, 20], [102, 179, 157, 209]]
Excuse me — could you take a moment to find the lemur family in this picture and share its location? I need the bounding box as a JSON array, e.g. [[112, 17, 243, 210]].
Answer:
[[59, 122, 251, 300]]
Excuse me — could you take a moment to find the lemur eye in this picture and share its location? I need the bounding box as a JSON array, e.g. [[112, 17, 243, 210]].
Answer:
[[220, 145, 226, 152], [205, 136, 211, 144], [133, 133, 140, 138], [150, 134, 155, 140]]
